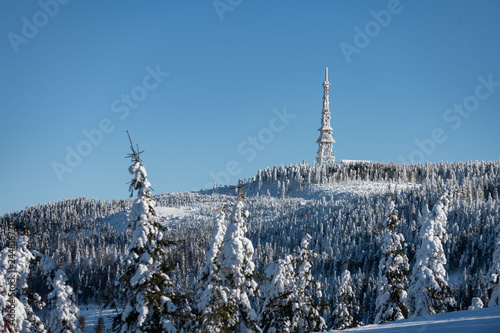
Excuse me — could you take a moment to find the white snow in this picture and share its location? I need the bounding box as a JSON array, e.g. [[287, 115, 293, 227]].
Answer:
[[78, 305, 118, 332], [103, 206, 194, 233], [105, 206, 196, 233], [322, 306, 500, 333], [156, 206, 195, 227], [155, 206, 193, 219], [310, 181, 417, 199], [341, 160, 372, 164]]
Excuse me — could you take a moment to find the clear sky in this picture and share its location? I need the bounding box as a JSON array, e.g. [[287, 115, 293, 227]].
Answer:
[[1, 0, 499, 214]]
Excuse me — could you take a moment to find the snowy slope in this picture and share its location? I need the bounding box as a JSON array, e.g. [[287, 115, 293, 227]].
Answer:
[[80, 302, 500, 332], [102, 205, 194, 232], [156, 206, 194, 225], [79, 305, 117, 333], [103, 181, 410, 234], [325, 307, 500, 333]]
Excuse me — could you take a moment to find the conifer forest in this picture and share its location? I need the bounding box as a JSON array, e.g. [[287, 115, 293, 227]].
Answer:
[[1, 158, 500, 332]]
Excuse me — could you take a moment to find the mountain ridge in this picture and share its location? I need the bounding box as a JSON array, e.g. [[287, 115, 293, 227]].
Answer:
[[1, 160, 499, 325]]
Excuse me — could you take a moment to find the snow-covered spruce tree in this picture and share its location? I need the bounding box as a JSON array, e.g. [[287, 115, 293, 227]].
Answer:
[[259, 254, 295, 332], [35, 252, 82, 333], [216, 199, 261, 332], [488, 222, 500, 307], [331, 269, 362, 330], [196, 211, 229, 332], [469, 297, 484, 310], [0, 235, 46, 333], [374, 196, 410, 323], [260, 233, 327, 333], [407, 192, 456, 317], [113, 137, 178, 332]]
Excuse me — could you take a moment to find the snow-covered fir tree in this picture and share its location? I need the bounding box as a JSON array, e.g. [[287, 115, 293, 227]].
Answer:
[[0, 235, 46, 333], [196, 210, 229, 332], [216, 198, 261, 332], [259, 254, 295, 332], [407, 192, 456, 317], [331, 269, 362, 330], [114, 138, 178, 332], [488, 222, 500, 307], [469, 297, 484, 310], [260, 233, 327, 333], [36, 252, 82, 333], [374, 195, 409, 323]]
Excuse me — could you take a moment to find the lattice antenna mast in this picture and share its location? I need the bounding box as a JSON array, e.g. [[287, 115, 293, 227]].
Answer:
[[232, 183, 248, 201], [125, 131, 153, 198], [316, 67, 336, 164], [126, 130, 144, 163]]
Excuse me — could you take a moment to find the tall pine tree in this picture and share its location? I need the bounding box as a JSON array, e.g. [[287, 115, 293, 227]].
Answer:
[[216, 198, 261, 332], [374, 195, 409, 323], [0, 236, 47, 333], [331, 269, 362, 330], [196, 210, 230, 332], [36, 252, 82, 333], [260, 254, 295, 332], [260, 233, 326, 332], [113, 135, 178, 332], [407, 192, 456, 317]]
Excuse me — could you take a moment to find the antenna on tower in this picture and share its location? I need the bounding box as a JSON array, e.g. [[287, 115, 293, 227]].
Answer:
[[325, 67, 328, 82]]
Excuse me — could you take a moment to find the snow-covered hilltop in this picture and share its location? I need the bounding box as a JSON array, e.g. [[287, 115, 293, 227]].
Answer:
[[1, 160, 500, 331]]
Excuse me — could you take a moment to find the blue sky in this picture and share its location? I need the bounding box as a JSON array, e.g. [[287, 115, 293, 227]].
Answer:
[[1, 0, 499, 214]]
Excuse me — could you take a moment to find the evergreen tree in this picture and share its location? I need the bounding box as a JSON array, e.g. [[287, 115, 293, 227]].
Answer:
[[94, 314, 105, 333], [469, 297, 484, 310], [488, 222, 500, 307], [196, 211, 229, 332], [407, 192, 456, 317], [216, 199, 261, 332], [0, 235, 46, 333], [374, 196, 409, 323], [260, 254, 295, 332], [331, 269, 362, 330], [36, 252, 82, 333], [292, 234, 326, 332], [113, 136, 178, 332], [260, 233, 327, 332]]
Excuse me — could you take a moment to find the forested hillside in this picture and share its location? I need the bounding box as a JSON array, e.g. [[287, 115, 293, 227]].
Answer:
[[1, 160, 499, 327]]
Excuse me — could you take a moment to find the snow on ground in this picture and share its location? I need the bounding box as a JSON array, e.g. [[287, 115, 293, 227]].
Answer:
[[310, 181, 418, 198], [156, 206, 194, 225], [155, 206, 193, 217], [79, 304, 118, 332], [102, 209, 129, 233], [78, 304, 500, 332], [324, 306, 500, 333], [105, 181, 412, 233], [102, 206, 194, 232]]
